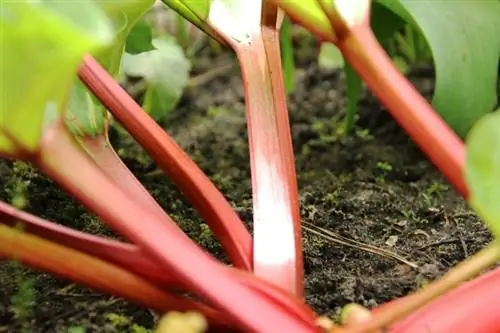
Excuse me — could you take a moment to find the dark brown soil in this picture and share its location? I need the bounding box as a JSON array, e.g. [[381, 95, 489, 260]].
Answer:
[[0, 43, 492, 333]]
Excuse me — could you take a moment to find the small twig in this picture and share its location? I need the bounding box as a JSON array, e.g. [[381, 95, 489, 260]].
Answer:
[[302, 222, 418, 269], [447, 213, 468, 258], [416, 250, 447, 270], [418, 238, 462, 250], [458, 234, 469, 258]]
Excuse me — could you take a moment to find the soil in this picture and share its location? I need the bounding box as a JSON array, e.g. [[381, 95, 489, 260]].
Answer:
[[0, 40, 493, 333]]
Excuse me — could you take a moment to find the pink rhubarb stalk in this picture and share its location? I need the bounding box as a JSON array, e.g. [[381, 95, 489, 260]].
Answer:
[[233, 24, 303, 296], [78, 55, 252, 270]]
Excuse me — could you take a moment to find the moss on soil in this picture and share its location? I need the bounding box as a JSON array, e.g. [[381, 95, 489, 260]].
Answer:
[[0, 46, 492, 332]]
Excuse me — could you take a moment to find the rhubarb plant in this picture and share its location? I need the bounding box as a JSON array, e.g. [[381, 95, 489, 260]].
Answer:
[[2, 0, 500, 332]]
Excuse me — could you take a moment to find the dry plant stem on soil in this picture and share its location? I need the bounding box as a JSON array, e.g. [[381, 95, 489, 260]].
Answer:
[[336, 25, 467, 197], [35, 120, 318, 333], [302, 223, 417, 269], [343, 242, 500, 333], [78, 55, 252, 270], [81, 133, 167, 216], [0, 225, 234, 331], [234, 26, 303, 297], [0, 201, 317, 328]]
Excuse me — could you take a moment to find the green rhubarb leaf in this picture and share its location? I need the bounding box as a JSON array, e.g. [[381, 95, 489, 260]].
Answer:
[[125, 20, 155, 55], [466, 109, 500, 238], [0, 1, 113, 154], [65, 0, 154, 141], [375, 0, 500, 137], [94, 0, 155, 78], [122, 36, 191, 120], [268, 0, 334, 42], [161, 0, 225, 44], [66, 81, 107, 138], [181, 0, 211, 19]]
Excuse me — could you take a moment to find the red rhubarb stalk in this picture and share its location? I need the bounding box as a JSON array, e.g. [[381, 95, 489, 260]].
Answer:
[[78, 55, 252, 270], [234, 26, 303, 296]]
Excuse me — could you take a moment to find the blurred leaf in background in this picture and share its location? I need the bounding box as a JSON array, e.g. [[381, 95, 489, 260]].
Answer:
[[466, 109, 500, 238], [0, 1, 113, 153], [122, 36, 191, 121], [318, 43, 344, 71], [126, 20, 155, 54], [376, 0, 500, 137]]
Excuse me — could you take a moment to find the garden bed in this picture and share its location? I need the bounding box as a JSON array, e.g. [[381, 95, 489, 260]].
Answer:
[[0, 46, 491, 332]]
